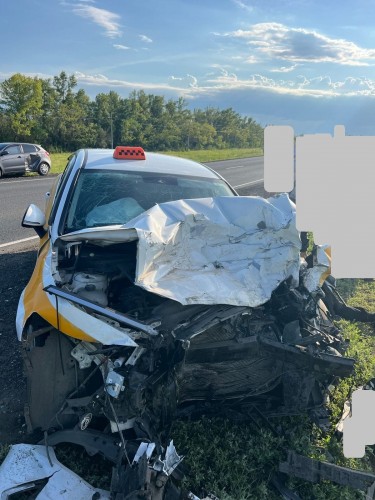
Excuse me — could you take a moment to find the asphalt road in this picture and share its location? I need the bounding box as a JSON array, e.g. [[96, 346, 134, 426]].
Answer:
[[0, 176, 55, 245], [0, 156, 264, 246], [208, 156, 264, 191]]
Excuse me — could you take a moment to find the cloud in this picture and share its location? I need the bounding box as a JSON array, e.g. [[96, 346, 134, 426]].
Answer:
[[72, 4, 122, 38], [169, 74, 199, 88], [271, 64, 299, 73], [218, 23, 375, 66], [203, 70, 375, 98], [187, 74, 198, 87], [72, 67, 375, 101], [190, 86, 375, 135], [74, 71, 193, 94], [113, 44, 130, 50], [4, 66, 375, 103], [139, 34, 153, 43], [231, 0, 253, 13]]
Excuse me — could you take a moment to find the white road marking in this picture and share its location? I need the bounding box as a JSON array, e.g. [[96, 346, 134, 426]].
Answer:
[[0, 236, 38, 248], [234, 178, 264, 188], [225, 165, 244, 170]]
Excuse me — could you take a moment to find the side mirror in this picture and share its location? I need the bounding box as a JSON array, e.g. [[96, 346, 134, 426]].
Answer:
[[0, 150, 9, 156], [22, 204, 47, 238]]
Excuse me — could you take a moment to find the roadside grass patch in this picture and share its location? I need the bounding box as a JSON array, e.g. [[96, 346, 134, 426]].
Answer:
[[335, 278, 360, 301], [160, 148, 263, 163], [172, 418, 283, 499], [347, 279, 375, 313], [54, 443, 112, 489], [50, 152, 71, 174]]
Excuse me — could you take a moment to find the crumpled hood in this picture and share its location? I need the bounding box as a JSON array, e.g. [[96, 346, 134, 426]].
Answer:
[[60, 194, 301, 307]]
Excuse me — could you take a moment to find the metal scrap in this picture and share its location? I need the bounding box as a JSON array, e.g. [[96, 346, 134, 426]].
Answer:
[[279, 450, 375, 496], [0, 444, 109, 499]]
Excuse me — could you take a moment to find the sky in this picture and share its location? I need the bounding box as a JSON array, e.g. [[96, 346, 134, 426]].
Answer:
[[3, 0, 375, 135]]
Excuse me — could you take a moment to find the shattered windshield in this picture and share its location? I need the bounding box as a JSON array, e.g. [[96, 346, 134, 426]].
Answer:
[[63, 169, 234, 233]]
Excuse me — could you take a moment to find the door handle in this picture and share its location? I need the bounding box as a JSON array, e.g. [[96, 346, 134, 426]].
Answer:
[[17, 155, 22, 158]]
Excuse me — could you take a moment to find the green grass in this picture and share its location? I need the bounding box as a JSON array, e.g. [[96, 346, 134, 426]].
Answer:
[[172, 419, 283, 499], [160, 148, 263, 163], [54, 443, 112, 489], [50, 152, 72, 174], [48, 148, 263, 175], [347, 280, 375, 313]]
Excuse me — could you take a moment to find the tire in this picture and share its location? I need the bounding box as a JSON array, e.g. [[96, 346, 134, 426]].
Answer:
[[38, 162, 50, 176], [0, 168, 3, 179]]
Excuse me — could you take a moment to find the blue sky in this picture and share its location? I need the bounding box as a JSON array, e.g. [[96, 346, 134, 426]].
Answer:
[[3, 0, 375, 134]]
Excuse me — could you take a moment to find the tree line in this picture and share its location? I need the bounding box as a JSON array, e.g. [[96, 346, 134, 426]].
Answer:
[[0, 71, 264, 152]]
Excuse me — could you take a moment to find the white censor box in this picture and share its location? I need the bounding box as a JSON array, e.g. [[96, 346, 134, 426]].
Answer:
[[265, 125, 375, 278]]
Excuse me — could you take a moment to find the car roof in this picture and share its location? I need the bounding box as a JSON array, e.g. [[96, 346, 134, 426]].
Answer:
[[81, 149, 220, 179]]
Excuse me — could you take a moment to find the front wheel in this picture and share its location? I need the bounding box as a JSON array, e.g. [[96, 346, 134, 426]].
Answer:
[[38, 162, 50, 176], [23, 328, 90, 433]]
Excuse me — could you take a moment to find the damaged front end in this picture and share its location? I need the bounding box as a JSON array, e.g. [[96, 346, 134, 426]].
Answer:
[[18, 195, 355, 497]]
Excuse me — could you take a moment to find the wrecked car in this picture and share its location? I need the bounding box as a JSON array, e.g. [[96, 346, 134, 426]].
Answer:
[[0, 142, 51, 177], [15, 146, 355, 497]]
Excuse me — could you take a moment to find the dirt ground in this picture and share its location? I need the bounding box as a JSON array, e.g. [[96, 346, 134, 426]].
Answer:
[[0, 241, 39, 444], [0, 184, 268, 446]]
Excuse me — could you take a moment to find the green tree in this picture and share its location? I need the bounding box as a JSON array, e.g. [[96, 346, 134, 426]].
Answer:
[[53, 71, 77, 104], [32, 78, 57, 145], [0, 73, 43, 139], [54, 89, 99, 150], [182, 120, 216, 149], [92, 91, 122, 147], [121, 90, 153, 147], [0, 71, 264, 151]]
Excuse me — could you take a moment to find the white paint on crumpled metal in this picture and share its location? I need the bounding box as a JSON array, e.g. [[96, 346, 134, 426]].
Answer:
[[0, 444, 109, 499], [59, 226, 138, 245], [61, 195, 301, 308], [302, 245, 331, 293], [130, 194, 301, 307]]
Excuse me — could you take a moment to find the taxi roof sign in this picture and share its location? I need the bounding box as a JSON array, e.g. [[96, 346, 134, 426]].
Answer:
[[113, 146, 146, 160]]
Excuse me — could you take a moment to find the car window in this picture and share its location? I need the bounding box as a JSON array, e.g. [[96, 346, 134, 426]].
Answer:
[[22, 144, 37, 153], [5, 145, 22, 155], [63, 169, 234, 233]]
